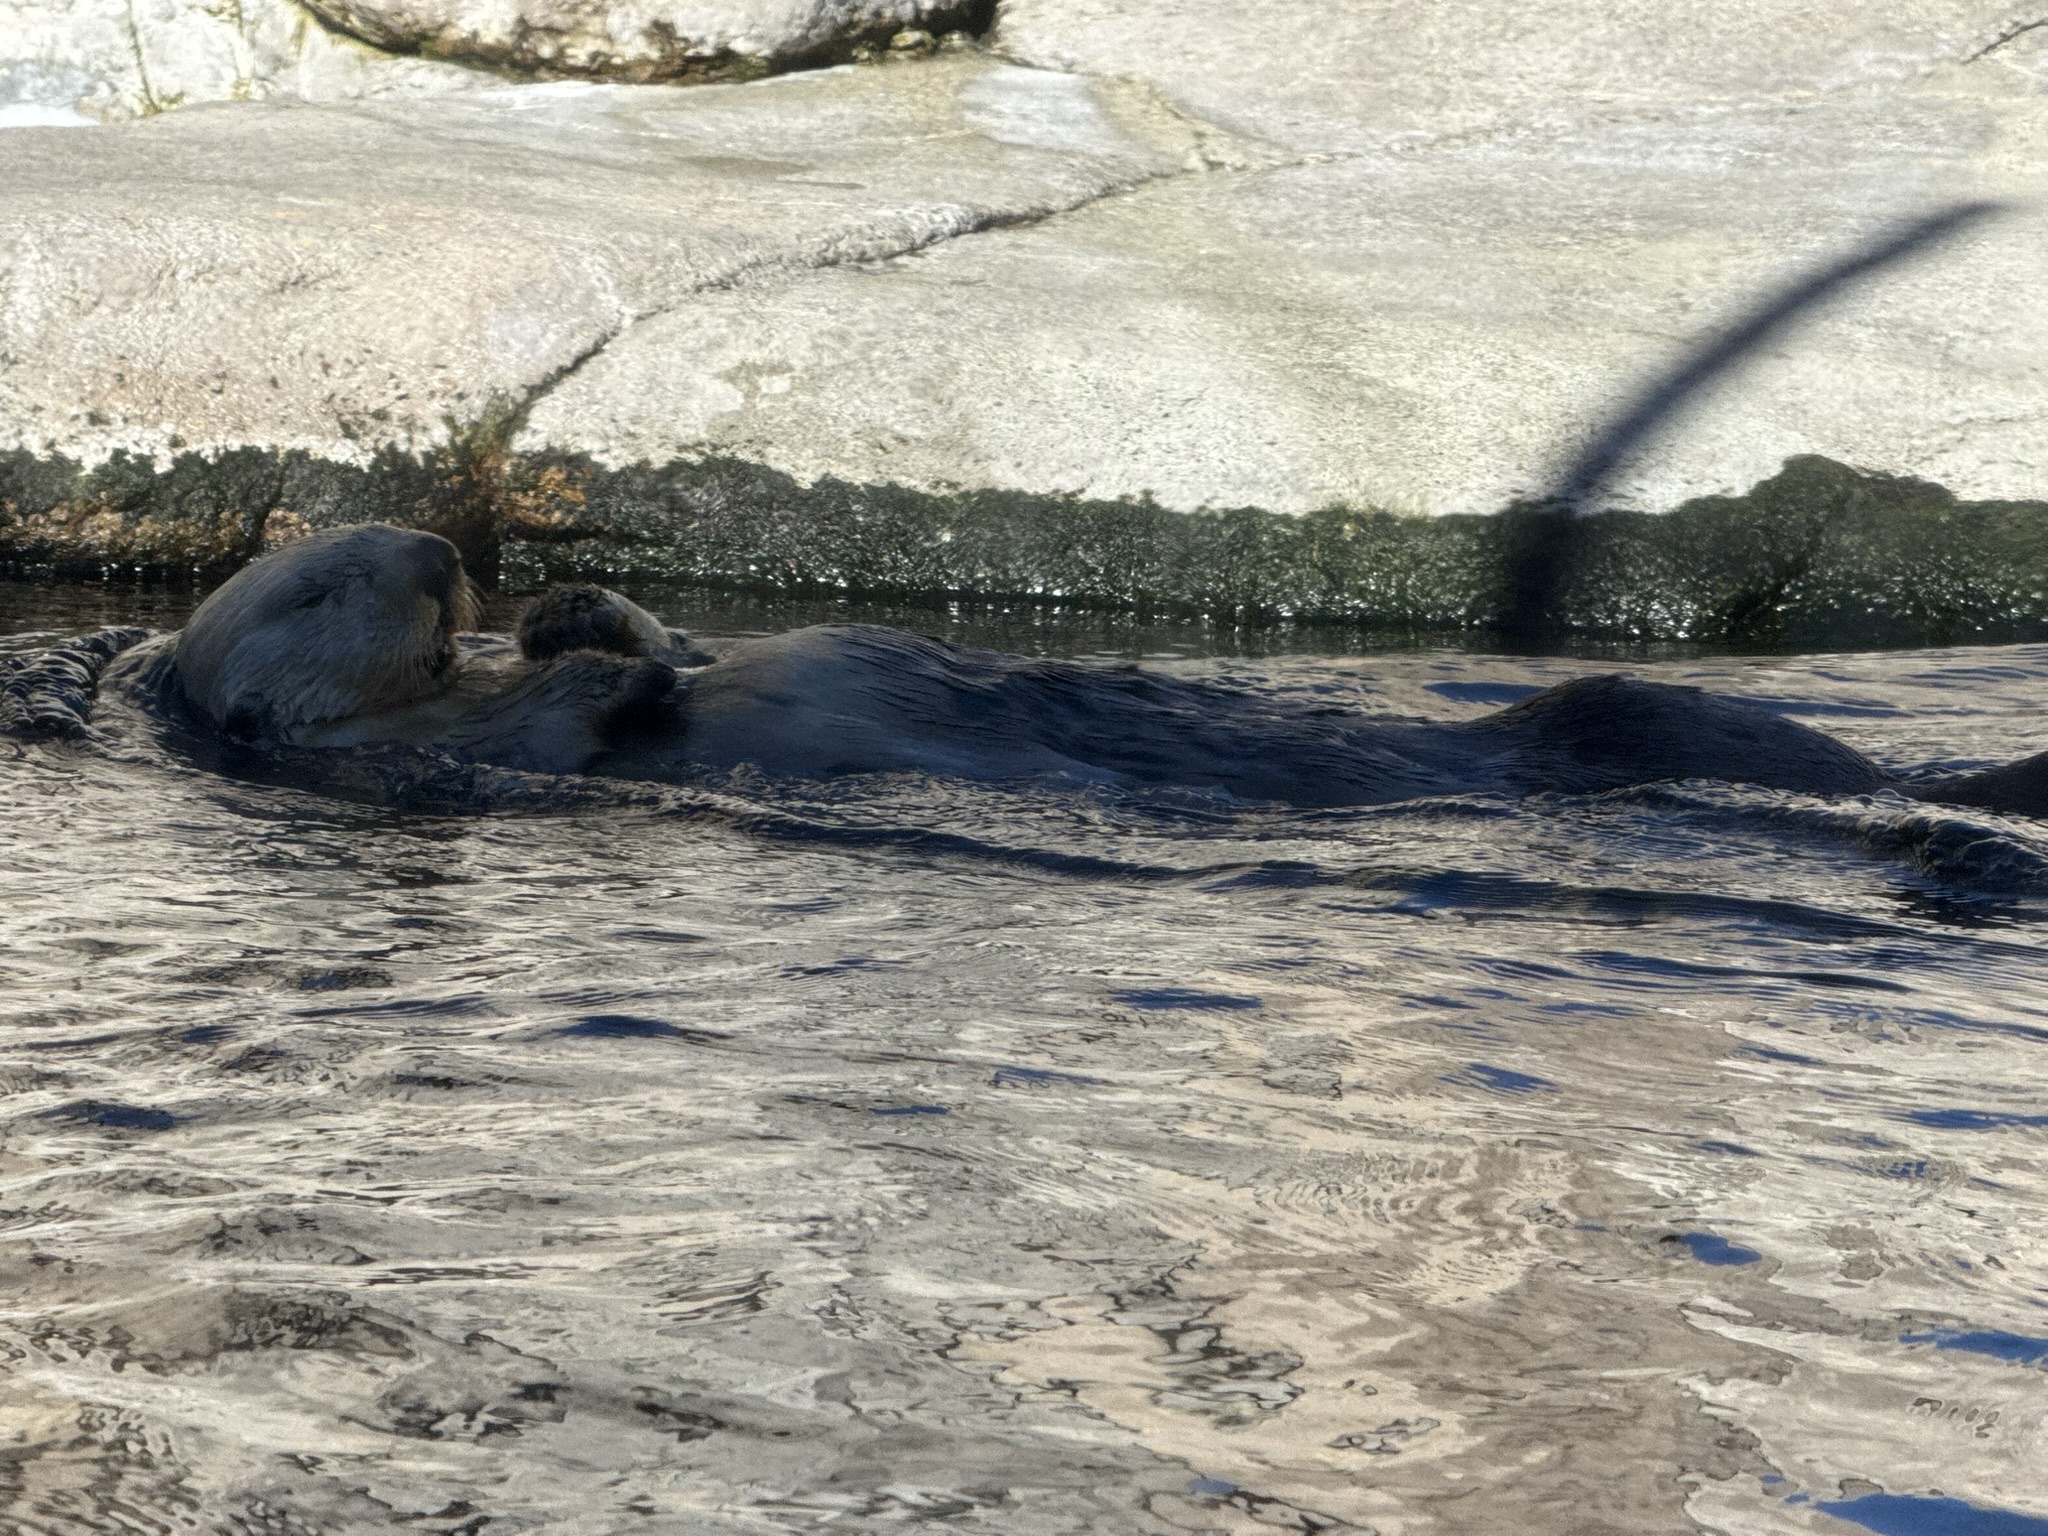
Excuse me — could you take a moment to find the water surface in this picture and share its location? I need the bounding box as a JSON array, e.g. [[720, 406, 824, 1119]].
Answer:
[[5, 595, 2048, 1534]]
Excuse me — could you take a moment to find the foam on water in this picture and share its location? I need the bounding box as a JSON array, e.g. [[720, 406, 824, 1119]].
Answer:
[[5, 597, 2048, 1532]]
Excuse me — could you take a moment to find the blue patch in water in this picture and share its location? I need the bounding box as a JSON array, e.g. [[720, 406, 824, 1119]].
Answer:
[[304, 994, 492, 1019], [1113, 988, 1262, 1012], [1186, 1477, 1237, 1497], [1903, 1109, 2048, 1131], [562, 1013, 682, 1038], [782, 956, 910, 978], [992, 1066, 1105, 1089], [871, 1104, 950, 1117], [42, 1101, 177, 1131], [1450, 1062, 1556, 1094], [21, 1032, 123, 1051], [1672, 1232, 1761, 1267], [1900, 1329, 2048, 1365], [1736, 696, 1906, 719], [1742, 1045, 1821, 1065], [1817, 1493, 2048, 1536], [557, 1014, 728, 1045], [1697, 1140, 1761, 1157], [1423, 681, 1545, 705], [1199, 863, 1328, 891], [178, 1024, 234, 1045], [1790, 970, 1910, 993]]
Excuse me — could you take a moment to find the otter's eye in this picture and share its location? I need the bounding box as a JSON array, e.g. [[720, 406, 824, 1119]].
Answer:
[[298, 590, 327, 610]]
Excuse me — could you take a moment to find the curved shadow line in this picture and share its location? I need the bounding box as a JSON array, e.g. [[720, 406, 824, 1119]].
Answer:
[[1546, 200, 2007, 512], [1495, 200, 2010, 646]]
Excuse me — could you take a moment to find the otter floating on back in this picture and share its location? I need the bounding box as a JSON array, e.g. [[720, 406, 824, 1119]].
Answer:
[[24, 521, 2037, 819]]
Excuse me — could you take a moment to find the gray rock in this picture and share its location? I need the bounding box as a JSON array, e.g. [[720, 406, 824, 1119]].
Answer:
[[4, 0, 2048, 583], [0, 0, 479, 123], [996, 0, 2038, 153], [0, 0, 981, 122], [301, 0, 987, 81], [529, 59, 2048, 514], [0, 56, 1191, 470]]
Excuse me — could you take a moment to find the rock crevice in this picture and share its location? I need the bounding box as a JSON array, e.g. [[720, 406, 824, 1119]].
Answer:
[[1968, 17, 2048, 60]]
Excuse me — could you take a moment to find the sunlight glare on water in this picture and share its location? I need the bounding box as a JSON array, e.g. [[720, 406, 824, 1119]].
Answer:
[[3, 592, 2048, 1534]]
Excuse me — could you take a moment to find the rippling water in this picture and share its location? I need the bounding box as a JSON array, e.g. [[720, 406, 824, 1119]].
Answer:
[[5, 586, 2048, 1536]]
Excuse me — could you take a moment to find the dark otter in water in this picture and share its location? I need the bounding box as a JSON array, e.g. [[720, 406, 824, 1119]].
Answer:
[[595, 622, 1897, 808], [97, 525, 678, 776], [37, 522, 2038, 818], [516, 583, 715, 669], [15, 203, 2021, 808]]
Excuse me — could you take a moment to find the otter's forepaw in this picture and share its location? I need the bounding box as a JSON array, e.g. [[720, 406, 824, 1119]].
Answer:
[[444, 654, 676, 775]]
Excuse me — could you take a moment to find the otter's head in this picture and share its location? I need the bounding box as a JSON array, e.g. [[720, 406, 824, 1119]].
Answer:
[[517, 585, 680, 663], [174, 524, 482, 740]]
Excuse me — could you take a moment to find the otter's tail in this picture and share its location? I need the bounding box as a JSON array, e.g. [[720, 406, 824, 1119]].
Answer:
[[1910, 753, 2048, 820]]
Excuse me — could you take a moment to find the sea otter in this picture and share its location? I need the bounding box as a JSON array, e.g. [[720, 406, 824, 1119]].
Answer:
[[516, 582, 716, 669], [94, 525, 678, 776], [31, 522, 2040, 818]]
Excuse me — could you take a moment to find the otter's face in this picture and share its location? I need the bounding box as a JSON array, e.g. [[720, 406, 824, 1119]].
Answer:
[[174, 524, 481, 740], [516, 584, 673, 663]]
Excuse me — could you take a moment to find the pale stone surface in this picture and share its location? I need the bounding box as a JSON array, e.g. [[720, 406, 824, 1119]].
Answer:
[[997, 0, 2042, 153], [0, 56, 1196, 467], [5, 0, 2048, 527], [0, 0, 479, 122], [0, 0, 975, 122], [302, 0, 982, 80], [527, 36, 2048, 513]]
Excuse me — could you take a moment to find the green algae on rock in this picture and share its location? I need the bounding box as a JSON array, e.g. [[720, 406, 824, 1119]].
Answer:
[[7, 448, 2047, 651]]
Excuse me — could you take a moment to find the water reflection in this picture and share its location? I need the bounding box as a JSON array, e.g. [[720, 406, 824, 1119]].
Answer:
[[4, 605, 2048, 1531]]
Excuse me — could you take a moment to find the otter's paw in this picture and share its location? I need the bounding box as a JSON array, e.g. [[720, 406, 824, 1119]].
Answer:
[[663, 629, 718, 668], [442, 654, 676, 775]]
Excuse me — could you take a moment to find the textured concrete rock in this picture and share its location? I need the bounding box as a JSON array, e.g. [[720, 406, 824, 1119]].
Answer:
[[996, 0, 2043, 154], [528, 44, 2048, 514], [0, 56, 1192, 469], [0, 0, 980, 122], [303, 0, 987, 81], [0, 0, 478, 123], [6, 0, 2048, 583]]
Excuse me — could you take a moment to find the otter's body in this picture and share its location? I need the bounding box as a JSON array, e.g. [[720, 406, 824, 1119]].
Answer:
[[598, 625, 1892, 807], [38, 523, 2045, 818]]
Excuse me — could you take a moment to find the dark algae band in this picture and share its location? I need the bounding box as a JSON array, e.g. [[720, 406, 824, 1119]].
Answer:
[[7, 445, 2048, 652]]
